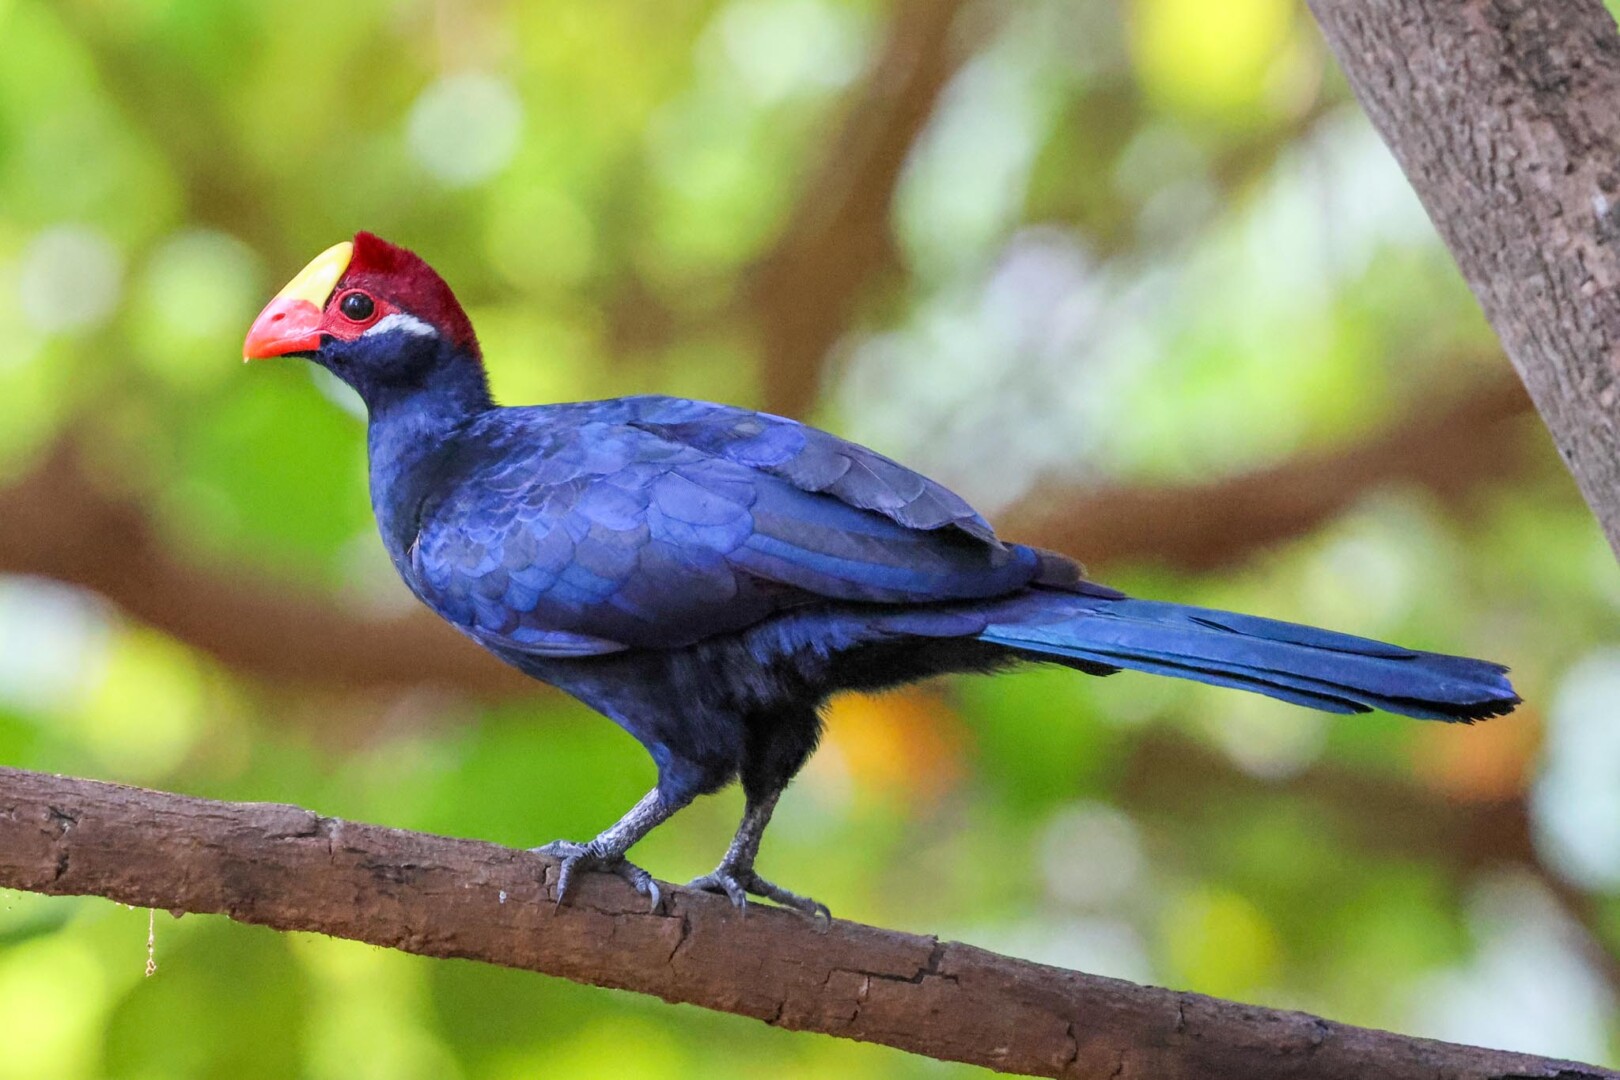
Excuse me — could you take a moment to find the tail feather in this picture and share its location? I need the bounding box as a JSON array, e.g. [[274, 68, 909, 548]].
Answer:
[[977, 593, 1519, 722]]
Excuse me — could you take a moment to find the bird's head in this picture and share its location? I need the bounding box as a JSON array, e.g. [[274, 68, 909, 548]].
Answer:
[[243, 232, 488, 412]]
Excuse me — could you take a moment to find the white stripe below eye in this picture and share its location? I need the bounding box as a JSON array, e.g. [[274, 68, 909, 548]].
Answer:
[[363, 313, 438, 339]]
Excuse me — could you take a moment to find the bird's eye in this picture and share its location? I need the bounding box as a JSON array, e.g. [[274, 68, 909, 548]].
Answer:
[[339, 291, 375, 321]]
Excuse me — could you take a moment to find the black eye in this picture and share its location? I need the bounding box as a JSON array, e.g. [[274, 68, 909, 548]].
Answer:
[[339, 292, 375, 321]]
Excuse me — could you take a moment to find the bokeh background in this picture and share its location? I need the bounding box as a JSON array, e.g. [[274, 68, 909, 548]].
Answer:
[[1, 0, 1618, 1075]]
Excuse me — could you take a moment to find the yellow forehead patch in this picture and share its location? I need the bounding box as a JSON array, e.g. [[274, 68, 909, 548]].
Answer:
[[274, 241, 354, 307]]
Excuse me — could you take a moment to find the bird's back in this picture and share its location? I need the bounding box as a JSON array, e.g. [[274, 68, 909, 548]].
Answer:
[[384, 397, 1060, 659]]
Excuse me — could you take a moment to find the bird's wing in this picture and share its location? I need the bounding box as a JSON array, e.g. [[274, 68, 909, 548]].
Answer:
[[619, 396, 1001, 544], [409, 408, 1041, 656]]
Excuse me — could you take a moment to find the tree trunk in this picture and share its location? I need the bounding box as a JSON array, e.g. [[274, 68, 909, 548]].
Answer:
[[1306, 0, 1620, 558]]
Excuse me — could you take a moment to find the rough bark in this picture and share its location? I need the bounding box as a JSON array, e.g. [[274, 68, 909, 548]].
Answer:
[[1306, 0, 1620, 559], [0, 768, 1608, 1079]]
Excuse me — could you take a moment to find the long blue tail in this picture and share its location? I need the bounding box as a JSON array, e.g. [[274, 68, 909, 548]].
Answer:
[[975, 589, 1519, 722]]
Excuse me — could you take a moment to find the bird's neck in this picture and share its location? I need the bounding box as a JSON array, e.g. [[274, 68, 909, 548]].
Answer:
[[360, 338, 494, 420], [364, 350, 495, 566]]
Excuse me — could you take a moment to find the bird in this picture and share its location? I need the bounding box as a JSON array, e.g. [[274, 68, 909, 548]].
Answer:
[[244, 232, 1520, 919]]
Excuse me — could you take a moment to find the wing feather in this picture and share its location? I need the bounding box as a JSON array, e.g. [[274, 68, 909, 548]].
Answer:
[[406, 402, 1044, 657]]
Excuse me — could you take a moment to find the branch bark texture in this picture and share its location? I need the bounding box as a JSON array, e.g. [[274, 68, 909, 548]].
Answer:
[[0, 768, 1609, 1079], [1306, 0, 1620, 558]]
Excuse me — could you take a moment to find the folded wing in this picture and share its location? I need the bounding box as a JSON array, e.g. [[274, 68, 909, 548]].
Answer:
[[408, 404, 1044, 656]]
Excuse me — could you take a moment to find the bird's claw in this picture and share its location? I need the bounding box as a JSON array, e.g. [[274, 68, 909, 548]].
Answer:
[[535, 839, 662, 913], [687, 865, 830, 924]]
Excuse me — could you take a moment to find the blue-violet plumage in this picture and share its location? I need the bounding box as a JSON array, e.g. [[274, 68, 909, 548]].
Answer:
[[243, 233, 1521, 917]]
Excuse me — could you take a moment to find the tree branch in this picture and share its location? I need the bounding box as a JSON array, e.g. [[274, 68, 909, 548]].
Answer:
[[0, 768, 1608, 1079], [1305, 0, 1620, 560], [745, 1, 1342, 420], [1001, 371, 1539, 573], [0, 440, 532, 697], [749, 0, 975, 418]]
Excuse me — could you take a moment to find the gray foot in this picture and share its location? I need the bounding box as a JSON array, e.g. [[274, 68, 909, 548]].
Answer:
[[687, 864, 830, 923], [536, 839, 662, 912]]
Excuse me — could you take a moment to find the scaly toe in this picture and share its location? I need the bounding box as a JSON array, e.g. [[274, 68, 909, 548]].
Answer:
[[535, 839, 589, 860], [534, 840, 661, 912], [687, 865, 829, 921], [742, 872, 831, 923], [687, 870, 749, 909], [615, 861, 663, 912]]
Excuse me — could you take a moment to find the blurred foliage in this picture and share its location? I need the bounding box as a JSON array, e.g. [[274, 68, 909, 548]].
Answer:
[[0, 0, 1618, 1076]]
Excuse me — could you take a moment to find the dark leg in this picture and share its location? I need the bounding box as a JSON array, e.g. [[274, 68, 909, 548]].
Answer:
[[687, 789, 829, 921], [536, 787, 688, 912], [688, 705, 829, 920]]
